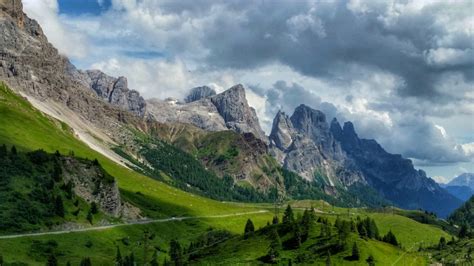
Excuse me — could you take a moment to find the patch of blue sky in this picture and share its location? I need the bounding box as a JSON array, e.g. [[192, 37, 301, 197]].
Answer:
[[58, 0, 111, 16]]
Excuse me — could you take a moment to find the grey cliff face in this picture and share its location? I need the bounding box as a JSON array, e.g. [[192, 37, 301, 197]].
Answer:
[[147, 84, 267, 142], [269, 110, 295, 151], [269, 104, 362, 185], [330, 118, 462, 217], [185, 86, 216, 103], [81, 70, 147, 117], [210, 84, 267, 141], [61, 157, 140, 219]]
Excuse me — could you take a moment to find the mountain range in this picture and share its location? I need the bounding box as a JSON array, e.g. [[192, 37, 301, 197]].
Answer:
[[0, 0, 462, 217], [441, 173, 474, 201]]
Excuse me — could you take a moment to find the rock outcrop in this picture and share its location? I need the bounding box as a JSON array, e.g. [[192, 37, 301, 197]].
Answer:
[[61, 157, 141, 219], [147, 84, 267, 142], [77, 70, 146, 117], [270, 105, 363, 186], [185, 86, 216, 103], [330, 119, 462, 217]]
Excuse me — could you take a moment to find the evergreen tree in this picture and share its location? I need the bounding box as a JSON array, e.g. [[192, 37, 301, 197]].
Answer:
[[0, 144, 7, 158], [116, 246, 123, 266], [366, 255, 375, 266], [266, 228, 281, 262], [244, 219, 255, 238], [150, 250, 159, 266], [301, 209, 312, 241], [54, 195, 65, 217], [46, 254, 58, 266], [52, 161, 62, 182], [352, 242, 360, 260], [459, 224, 469, 238], [291, 223, 302, 249], [272, 215, 279, 225], [438, 237, 446, 250], [66, 262, 71, 266], [325, 251, 331, 266], [91, 202, 99, 214], [169, 239, 183, 266], [0, 255, 3, 266], [283, 205, 295, 224], [79, 258, 92, 266], [10, 145, 16, 155], [87, 210, 93, 224], [382, 230, 398, 246]]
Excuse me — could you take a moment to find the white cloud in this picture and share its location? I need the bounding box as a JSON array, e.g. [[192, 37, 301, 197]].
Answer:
[[424, 48, 473, 67], [23, 0, 89, 59]]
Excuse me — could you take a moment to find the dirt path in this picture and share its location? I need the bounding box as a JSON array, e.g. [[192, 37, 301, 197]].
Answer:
[[0, 210, 269, 239]]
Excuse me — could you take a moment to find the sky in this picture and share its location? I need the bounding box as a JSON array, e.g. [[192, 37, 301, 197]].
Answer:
[[22, 0, 474, 183]]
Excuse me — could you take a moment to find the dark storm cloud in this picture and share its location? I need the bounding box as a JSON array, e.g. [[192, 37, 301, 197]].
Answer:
[[191, 0, 473, 101]]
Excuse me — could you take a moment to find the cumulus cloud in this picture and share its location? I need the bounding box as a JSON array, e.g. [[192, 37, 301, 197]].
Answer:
[[23, 0, 89, 59]]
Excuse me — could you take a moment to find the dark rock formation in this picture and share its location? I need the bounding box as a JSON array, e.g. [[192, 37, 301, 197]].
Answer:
[[185, 86, 216, 103], [79, 70, 146, 117], [147, 84, 267, 142], [210, 84, 267, 141], [270, 105, 363, 186], [330, 119, 462, 217]]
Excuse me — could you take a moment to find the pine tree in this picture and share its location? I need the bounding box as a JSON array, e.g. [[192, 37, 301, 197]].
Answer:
[[169, 239, 183, 266], [54, 195, 65, 217], [244, 219, 255, 238], [325, 251, 331, 266], [79, 258, 92, 266], [91, 202, 99, 214], [116, 246, 123, 266], [0, 255, 3, 266], [266, 228, 281, 262], [438, 237, 446, 250], [87, 210, 93, 224], [352, 242, 360, 260], [52, 160, 62, 182], [272, 215, 279, 224], [459, 224, 469, 238], [150, 250, 159, 266], [366, 255, 375, 266], [66, 262, 71, 266], [283, 205, 295, 224], [0, 144, 7, 158], [301, 209, 311, 241], [10, 145, 16, 155], [46, 254, 58, 266], [382, 230, 398, 246]]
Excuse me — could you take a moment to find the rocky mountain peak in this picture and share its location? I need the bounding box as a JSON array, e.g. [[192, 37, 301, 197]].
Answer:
[[290, 104, 329, 134], [185, 86, 216, 103], [330, 118, 343, 140], [79, 70, 146, 117], [210, 84, 267, 141], [269, 110, 295, 151]]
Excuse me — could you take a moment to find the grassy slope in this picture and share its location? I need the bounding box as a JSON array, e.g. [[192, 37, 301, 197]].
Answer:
[[0, 84, 273, 264], [0, 84, 453, 265], [192, 221, 425, 265]]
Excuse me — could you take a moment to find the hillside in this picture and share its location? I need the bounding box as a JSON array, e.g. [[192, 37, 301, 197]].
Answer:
[[449, 195, 474, 228]]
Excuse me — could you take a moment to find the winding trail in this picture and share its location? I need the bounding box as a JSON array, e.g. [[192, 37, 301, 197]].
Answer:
[[0, 210, 269, 240]]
